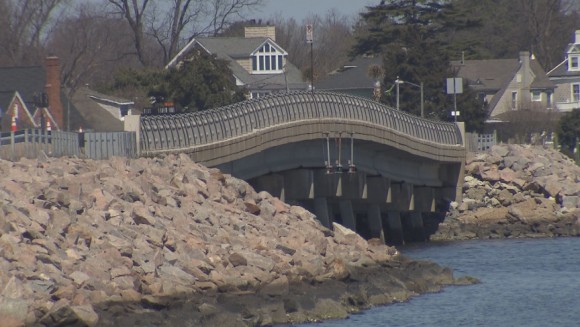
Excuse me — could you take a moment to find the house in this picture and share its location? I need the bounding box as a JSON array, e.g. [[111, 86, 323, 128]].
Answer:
[[547, 30, 580, 112], [451, 51, 556, 121], [166, 26, 307, 99], [316, 55, 384, 99], [0, 57, 64, 132], [68, 86, 134, 132]]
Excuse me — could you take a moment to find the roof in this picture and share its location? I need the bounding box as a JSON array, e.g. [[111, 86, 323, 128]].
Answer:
[[529, 60, 555, 89], [167, 36, 307, 92], [545, 41, 580, 78], [451, 59, 520, 92], [317, 56, 383, 92], [0, 65, 45, 106], [69, 87, 124, 132], [0, 91, 15, 115]]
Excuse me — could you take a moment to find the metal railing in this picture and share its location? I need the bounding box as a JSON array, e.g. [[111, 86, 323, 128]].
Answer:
[[140, 91, 463, 153]]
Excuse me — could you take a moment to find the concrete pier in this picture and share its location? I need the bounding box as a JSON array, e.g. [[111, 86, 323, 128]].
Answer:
[[367, 204, 385, 243], [314, 197, 332, 228], [386, 211, 404, 245], [339, 200, 356, 231]]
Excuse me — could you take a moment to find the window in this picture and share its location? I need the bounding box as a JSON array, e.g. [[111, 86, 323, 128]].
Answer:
[[252, 42, 287, 74], [547, 92, 552, 108], [511, 91, 517, 109], [573, 84, 580, 102], [570, 56, 580, 71], [531, 91, 541, 102], [251, 91, 271, 99]]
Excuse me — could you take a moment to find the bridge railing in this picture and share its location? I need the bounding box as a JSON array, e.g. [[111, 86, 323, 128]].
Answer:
[[140, 91, 463, 153]]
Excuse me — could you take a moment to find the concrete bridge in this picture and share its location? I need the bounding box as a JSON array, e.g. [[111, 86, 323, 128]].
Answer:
[[125, 91, 466, 244]]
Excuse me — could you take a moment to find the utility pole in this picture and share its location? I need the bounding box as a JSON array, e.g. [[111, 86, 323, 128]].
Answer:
[[306, 24, 314, 93], [395, 76, 401, 110]]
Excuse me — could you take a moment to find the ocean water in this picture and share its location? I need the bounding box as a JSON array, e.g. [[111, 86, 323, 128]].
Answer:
[[291, 237, 580, 327]]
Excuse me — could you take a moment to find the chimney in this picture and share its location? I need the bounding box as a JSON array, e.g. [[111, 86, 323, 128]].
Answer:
[[519, 51, 530, 65], [44, 56, 64, 130], [244, 26, 276, 42], [575, 30, 580, 44]]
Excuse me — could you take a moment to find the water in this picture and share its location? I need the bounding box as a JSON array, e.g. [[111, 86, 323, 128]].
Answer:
[[291, 237, 580, 327]]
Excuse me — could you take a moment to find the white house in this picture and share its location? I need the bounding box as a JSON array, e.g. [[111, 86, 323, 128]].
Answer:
[[547, 30, 580, 112], [166, 26, 307, 99]]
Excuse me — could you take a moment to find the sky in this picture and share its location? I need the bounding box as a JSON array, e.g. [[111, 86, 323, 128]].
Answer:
[[256, 0, 378, 22]]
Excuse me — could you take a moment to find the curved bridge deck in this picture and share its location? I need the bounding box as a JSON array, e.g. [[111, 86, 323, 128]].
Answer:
[[139, 91, 465, 167]]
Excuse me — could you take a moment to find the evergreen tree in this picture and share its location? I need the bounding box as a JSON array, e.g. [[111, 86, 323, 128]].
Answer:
[[353, 0, 485, 131], [154, 51, 246, 112], [107, 51, 246, 112], [557, 109, 580, 157]]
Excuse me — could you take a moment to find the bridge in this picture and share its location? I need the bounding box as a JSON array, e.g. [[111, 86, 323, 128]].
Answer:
[[125, 91, 466, 244]]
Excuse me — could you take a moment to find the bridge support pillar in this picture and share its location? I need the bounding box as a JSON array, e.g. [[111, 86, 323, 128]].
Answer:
[[250, 174, 285, 201], [406, 212, 425, 242], [341, 172, 367, 200], [283, 169, 314, 200], [386, 211, 404, 245], [314, 170, 342, 198], [390, 182, 414, 211], [314, 197, 332, 228], [339, 200, 356, 231], [415, 186, 435, 212], [367, 204, 385, 243], [367, 176, 391, 204]]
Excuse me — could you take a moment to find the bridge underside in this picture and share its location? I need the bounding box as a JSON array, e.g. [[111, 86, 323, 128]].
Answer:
[[214, 139, 462, 244]]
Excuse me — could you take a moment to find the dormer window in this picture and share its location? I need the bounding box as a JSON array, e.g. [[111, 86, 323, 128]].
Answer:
[[251, 41, 287, 74], [569, 55, 580, 71]]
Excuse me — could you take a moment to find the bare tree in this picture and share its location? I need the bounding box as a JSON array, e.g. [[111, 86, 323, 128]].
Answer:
[[274, 10, 355, 82], [107, 0, 263, 66], [107, 0, 151, 66], [518, 0, 577, 70], [0, 0, 69, 65], [48, 3, 138, 93]]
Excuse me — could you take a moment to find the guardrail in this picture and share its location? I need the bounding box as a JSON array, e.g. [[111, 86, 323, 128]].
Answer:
[[140, 91, 463, 154]]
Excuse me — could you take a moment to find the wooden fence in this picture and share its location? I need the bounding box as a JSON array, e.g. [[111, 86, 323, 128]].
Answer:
[[0, 129, 137, 161]]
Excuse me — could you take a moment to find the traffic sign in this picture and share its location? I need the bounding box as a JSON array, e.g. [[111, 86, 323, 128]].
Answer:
[[306, 24, 313, 43]]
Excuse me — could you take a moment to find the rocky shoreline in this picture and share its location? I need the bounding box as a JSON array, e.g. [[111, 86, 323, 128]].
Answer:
[[432, 144, 580, 241], [0, 154, 470, 327]]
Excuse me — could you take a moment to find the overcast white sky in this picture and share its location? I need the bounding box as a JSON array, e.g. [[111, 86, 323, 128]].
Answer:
[[256, 0, 377, 22]]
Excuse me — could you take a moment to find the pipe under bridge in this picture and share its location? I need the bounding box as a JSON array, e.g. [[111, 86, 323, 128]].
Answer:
[[126, 91, 466, 244]]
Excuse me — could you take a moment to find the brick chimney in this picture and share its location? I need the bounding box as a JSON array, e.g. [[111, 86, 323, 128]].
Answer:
[[575, 30, 580, 44], [44, 56, 63, 130]]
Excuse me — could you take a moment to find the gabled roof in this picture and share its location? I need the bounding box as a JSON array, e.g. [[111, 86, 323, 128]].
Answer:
[[68, 87, 125, 132], [168, 37, 286, 68], [451, 59, 520, 92], [0, 91, 14, 114], [0, 65, 45, 106], [547, 37, 580, 78], [547, 59, 570, 78], [167, 36, 306, 92], [452, 56, 555, 90], [529, 60, 555, 89], [317, 56, 383, 91]]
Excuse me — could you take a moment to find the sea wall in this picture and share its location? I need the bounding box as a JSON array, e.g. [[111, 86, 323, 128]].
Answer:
[[0, 154, 466, 327], [433, 144, 580, 241]]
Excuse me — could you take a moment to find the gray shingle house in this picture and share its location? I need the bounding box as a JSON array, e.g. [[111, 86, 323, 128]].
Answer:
[[452, 51, 555, 121], [166, 26, 307, 99], [547, 30, 580, 112]]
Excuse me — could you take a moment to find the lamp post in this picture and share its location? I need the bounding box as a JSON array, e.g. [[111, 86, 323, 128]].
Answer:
[[395, 77, 424, 117]]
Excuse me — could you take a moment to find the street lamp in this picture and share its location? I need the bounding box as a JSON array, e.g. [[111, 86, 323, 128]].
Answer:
[[395, 76, 424, 117]]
